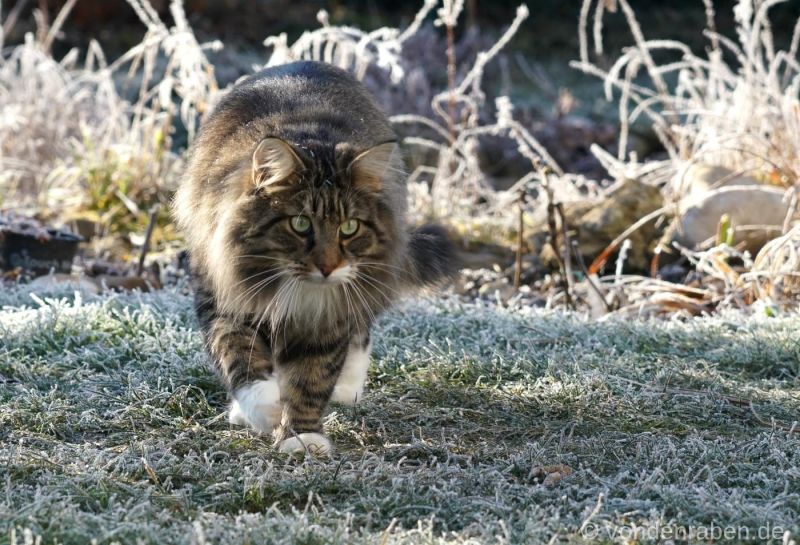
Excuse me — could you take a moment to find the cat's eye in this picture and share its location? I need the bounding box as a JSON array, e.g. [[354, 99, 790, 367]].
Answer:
[[339, 219, 359, 237], [290, 215, 312, 234]]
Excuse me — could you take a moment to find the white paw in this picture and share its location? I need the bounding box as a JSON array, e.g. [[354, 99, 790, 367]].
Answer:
[[229, 379, 283, 434], [278, 432, 332, 456], [331, 383, 364, 405], [331, 341, 371, 405], [228, 401, 248, 426]]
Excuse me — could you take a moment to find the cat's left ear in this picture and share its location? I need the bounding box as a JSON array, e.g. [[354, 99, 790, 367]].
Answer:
[[347, 142, 398, 191], [252, 137, 302, 189]]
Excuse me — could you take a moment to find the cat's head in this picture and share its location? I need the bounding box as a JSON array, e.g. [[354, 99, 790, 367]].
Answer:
[[206, 137, 406, 327]]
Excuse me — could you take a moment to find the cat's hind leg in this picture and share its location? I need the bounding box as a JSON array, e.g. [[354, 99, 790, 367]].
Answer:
[[331, 336, 371, 405]]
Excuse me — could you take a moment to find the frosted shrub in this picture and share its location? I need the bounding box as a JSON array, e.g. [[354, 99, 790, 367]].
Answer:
[[573, 0, 800, 195], [0, 0, 219, 213], [566, 0, 800, 312], [1, 0, 595, 240], [263, 2, 600, 233], [262, 0, 440, 84]]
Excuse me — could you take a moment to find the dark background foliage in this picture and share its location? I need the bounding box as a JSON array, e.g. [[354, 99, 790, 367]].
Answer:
[[5, 0, 800, 59]]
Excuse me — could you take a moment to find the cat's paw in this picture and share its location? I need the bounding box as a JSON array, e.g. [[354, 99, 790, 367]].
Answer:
[[278, 433, 332, 456], [230, 379, 283, 433], [330, 383, 363, 405]]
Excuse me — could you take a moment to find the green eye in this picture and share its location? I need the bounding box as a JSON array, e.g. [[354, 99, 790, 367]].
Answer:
[[290, 215, 312, 234], [340, 219, 359, 237]]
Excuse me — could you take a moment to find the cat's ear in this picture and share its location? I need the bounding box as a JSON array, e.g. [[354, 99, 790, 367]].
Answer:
[[252, 138, 302, 188], [348, 142, 398, 191]]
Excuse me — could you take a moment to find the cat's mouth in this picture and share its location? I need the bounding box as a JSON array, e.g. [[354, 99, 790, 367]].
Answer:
[[303, 263, 354, 285]]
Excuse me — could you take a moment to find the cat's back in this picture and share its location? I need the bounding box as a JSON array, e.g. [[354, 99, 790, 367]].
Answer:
[[198, 61, 394, 152]]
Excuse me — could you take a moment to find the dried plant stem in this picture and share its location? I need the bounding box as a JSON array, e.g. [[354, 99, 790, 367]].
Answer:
[[589, 205, 669, 274], [398, 0, 438, 44], [572, 239, 611, 312], [555, 203, 575, 309], [701, 0, 720, 53], [578, 0, 592, 62], [782, 187, 798, 234], [446, 18, 457, 138], [749, 401, 798, 434], [2, 0, 29, 37], [34, 0, 48, 45], [544, 185, 565, 299], [456, 5, 529, 96], [514, 191, 524, 290], [650, 244, 662, 278], [43, 0, 77, 53], [137, 205, 160, 276]]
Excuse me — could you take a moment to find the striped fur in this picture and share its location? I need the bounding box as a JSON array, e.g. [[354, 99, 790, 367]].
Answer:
[[175, 62, 456, 453]]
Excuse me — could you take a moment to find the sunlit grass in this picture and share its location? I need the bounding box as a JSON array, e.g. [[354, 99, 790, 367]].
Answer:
[[1, 286, 798, 543]]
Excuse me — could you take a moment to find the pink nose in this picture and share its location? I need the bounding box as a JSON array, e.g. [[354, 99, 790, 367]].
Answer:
[[317, 262, 337, 277]]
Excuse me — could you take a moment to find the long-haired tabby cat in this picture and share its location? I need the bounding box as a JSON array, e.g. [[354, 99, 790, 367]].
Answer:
[[174, 61, 454, 455]]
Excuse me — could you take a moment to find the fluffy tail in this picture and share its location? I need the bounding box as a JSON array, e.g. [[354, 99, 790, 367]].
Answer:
[[404, 224, 459, 288]]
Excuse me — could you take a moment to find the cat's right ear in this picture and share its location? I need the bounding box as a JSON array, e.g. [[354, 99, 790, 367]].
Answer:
[[252, 138, 302, 189]]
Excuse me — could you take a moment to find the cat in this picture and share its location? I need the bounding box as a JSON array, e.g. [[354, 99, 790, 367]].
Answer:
[[174, 61, 455, 455]]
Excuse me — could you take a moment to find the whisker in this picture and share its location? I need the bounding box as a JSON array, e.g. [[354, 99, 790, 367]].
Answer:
[[245, 272, 296, 369], [352, 276, 389, 310], [231, 267, 283, 290], [280, 277, 300, 346], [234, 255, 294, 263], [343, 282, 367, 334], [341, 283, 357, 333], [348, 280, 377, 327], [266, 276, 295, 347], [354, 271, 402, 298], [357, 260, 407, 273], [236, 270, 290, 308], [238, 277, 282, 312]]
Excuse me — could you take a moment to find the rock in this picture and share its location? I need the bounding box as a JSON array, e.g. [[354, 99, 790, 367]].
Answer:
[[671, 163, 759, 198], [660, 163, 787, 256], [537, 177, 664, 272], [665, 185, 793, 254]]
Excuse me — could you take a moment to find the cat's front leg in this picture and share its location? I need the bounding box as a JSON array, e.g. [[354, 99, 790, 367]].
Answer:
[[274, 335, 350, 455], [331, 334, 371, 405], [203, 315, 282, 434]]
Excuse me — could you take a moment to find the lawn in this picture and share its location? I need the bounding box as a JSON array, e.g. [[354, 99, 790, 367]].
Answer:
[[1, 285, 798, 544]]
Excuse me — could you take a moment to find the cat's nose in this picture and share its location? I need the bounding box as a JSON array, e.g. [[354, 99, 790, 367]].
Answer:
[[316, 262, 337, 277]]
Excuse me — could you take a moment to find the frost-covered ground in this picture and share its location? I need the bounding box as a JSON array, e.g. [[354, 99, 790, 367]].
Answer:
[[1, 286, 798, 544]]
